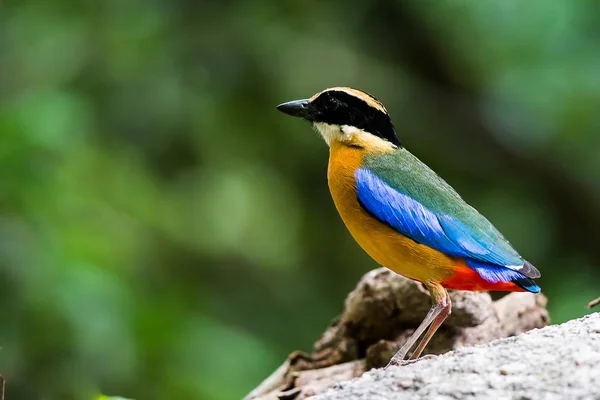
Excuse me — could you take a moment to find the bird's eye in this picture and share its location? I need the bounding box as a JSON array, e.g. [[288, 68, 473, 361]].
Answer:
[[326, 95, 342, 109]]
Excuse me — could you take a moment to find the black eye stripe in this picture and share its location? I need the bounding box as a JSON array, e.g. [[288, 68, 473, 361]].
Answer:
[[310, 90, 401, 147]]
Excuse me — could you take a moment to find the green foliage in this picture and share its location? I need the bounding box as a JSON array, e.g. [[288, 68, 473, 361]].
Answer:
[[96, 396, 134, 400], [0, 1, 598, 399]]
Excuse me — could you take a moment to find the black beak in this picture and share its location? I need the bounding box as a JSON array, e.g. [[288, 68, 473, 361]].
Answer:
[[276, 99, 312, 119]]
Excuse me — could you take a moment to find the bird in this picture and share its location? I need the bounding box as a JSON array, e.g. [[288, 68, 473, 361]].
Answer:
[[276, 87, 541, 367]]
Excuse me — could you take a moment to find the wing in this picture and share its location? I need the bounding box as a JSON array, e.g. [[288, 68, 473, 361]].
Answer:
[[356, 151, 540, 280]]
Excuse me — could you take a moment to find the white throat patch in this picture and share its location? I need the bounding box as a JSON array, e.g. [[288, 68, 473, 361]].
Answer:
[[313, 122, 396, 151], [313, 122, 342, 146]]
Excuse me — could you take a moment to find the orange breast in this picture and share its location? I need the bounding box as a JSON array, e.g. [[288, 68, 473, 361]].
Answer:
[[327, 142, 460, 285]]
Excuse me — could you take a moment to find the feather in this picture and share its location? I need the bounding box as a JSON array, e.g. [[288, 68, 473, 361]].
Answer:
[[355, 165, 541, 287], [465, 259, 541, 293], [360, 150, 541, 279]]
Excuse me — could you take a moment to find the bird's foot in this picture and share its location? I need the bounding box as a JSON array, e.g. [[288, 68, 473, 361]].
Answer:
[[384, 354, 438, 369]]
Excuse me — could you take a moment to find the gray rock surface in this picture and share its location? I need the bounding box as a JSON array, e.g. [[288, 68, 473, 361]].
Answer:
[[314, 313, 600, 400], [245, 270, 549, 400]]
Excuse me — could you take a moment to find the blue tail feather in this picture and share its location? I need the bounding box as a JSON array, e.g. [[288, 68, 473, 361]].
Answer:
[[465, 259, 541, 293]]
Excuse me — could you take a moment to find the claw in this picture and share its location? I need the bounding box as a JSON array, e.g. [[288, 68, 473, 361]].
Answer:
[[384, 354, 438, 369]]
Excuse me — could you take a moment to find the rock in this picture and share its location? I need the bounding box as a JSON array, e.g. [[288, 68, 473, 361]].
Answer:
[[314, 313, 600, 400], [245, 268, 549, 400]]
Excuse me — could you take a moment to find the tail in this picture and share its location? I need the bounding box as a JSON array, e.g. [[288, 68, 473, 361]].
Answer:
[[466, 259, 541, 293], [511, 275, 541, 293]]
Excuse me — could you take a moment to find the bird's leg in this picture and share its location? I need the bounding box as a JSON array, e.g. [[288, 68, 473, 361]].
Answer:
[[386, 284, 450, 368], [409, 287, 451, 360], [385, 303, 443, 368]]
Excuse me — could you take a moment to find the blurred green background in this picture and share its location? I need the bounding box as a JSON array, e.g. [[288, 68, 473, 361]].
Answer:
[[1, 0, 599, 399]]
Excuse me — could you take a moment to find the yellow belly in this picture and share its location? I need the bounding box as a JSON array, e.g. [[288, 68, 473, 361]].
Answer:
[[327, 142, 457, 284]]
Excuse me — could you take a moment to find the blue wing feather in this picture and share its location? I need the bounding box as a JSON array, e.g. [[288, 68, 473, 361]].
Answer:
[[355, 167, 539, 291], [355, 167, 459, 256]]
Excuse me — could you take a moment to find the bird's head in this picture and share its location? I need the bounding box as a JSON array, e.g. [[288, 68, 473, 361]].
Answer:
[[277, 87, 401, 150]]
